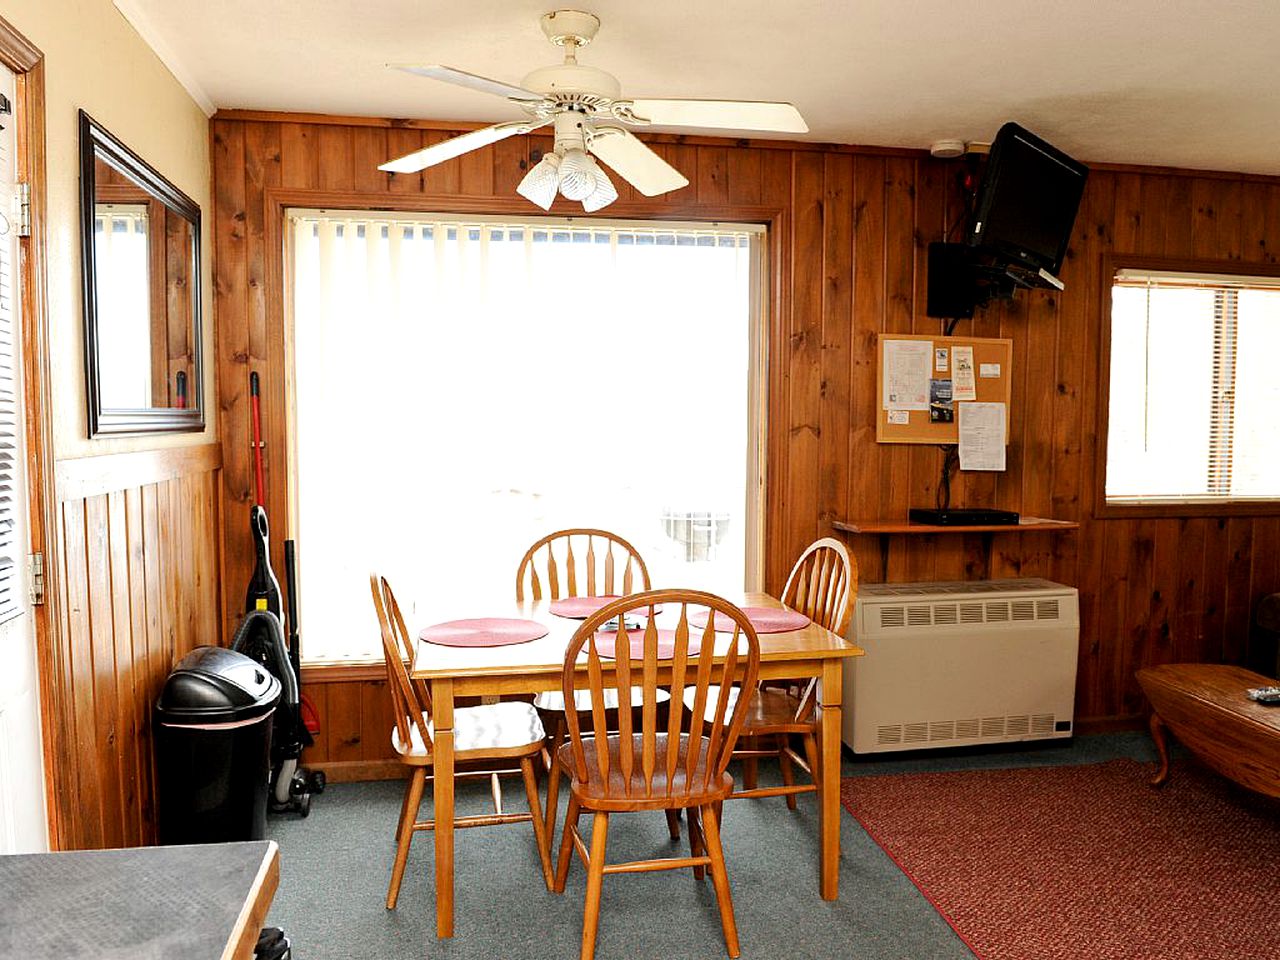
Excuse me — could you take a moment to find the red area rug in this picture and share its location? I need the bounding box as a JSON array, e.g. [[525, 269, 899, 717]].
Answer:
[[841, 759, 1280, 960]]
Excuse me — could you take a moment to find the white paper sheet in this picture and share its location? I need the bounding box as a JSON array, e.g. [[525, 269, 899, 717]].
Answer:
[[952, 346, 976, 401], [887, 409, 910, 425], [958, 401, 1007, 471], [882, 339, 932, 411]]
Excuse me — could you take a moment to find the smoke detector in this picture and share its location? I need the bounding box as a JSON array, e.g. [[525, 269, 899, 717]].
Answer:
[[930, 139, 966, 159]]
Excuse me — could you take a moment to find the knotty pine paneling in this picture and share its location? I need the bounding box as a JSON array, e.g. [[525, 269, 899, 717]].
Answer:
[[48, 444, 223, 848], [211, 112, 1280, 745]]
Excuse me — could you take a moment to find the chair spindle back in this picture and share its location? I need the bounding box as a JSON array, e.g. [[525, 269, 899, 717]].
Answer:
[[370, 575, 433, 754], [781, 537, 857, 636], [562, 590, 760, 800], [515, 528, 650, 602]]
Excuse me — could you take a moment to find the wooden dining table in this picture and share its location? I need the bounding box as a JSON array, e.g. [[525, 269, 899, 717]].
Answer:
[[411, 590, 863, 938]]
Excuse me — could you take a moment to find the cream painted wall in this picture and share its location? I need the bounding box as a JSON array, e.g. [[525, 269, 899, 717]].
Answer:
[[7, 0, 212, 457]]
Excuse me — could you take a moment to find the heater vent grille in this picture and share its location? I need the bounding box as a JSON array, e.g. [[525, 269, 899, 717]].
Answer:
[[907, 606, 932, 626], [875, 591, 1069, 629], [880, 607, 905, 629], [870, 714, 1061, 747], [933, 604, 958, 625]]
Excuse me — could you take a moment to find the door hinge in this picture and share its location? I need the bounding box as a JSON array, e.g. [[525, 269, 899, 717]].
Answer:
[[14, 182, 29, 238], [28, 552, 43, 606]]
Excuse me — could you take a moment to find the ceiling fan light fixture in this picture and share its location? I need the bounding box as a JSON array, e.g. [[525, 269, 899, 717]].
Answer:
[[580, 165, 617, 212], [516, 152, 561, 210], [557, 148, 597, 201]]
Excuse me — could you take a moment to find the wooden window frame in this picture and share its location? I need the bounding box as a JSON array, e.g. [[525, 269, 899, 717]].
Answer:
[[1094, 253, 1280, 519]]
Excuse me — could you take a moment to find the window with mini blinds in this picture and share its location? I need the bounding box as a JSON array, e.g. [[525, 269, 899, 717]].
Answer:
[[1105, 267, 1280, 506]]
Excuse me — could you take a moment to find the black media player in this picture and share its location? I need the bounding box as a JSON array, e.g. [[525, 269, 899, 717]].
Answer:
[[908, 508, 1021, 526]]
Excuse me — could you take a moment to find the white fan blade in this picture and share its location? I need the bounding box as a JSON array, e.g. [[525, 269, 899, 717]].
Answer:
[[625, 98, 808, 134], [586, 126, 689, 197], [391, 64, 545, 103], [379, 121, 538, 174]]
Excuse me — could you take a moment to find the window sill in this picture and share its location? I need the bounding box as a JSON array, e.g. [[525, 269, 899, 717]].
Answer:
[[299, 659, 385, 684], [1096, 498, 1280, 520]]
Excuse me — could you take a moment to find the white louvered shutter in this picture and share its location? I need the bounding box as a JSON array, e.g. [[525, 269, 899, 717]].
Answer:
[[0, 78, 23, 623]]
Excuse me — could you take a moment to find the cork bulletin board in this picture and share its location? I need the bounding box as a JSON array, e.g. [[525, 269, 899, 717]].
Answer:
[[875, 334, 1013, 443]]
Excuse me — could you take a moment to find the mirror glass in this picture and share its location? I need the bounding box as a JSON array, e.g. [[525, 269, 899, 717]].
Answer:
[[80, 112, 203, 435]]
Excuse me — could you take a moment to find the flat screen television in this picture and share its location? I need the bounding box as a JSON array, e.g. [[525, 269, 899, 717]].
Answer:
[[966, 122, 1088, 281]]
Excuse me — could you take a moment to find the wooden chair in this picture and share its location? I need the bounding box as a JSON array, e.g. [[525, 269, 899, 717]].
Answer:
[[553, 590, 761, 960], [369, 575, 554, 910], [688, 537, 856, 807], [516, 528, 650, 604], [516, 529, 678, 843]]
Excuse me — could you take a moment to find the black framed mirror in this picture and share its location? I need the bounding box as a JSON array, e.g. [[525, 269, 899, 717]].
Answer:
[[79, 110, 203, 436]]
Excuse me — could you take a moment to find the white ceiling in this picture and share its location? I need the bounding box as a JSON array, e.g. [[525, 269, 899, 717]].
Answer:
[[120, 0, 1280, 174]]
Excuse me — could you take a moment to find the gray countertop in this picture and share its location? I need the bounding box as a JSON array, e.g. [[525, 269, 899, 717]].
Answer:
[[0, 840, 278, 960]]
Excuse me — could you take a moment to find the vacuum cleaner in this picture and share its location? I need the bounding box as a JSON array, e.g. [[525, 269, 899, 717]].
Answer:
[[233, 509, 325, 815]]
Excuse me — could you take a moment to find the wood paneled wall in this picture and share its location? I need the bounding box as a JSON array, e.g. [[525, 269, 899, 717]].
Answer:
[[296, 669, 396, 780], [45, 444, 223, 848], [211, 111, 1280, 751]]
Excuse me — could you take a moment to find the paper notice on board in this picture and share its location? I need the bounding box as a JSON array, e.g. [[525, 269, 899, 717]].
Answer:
[[882, 339, 932, 410], [952, 346, 977, 401], [958, 402, 1007, 471], [887, 409, 910, 425]]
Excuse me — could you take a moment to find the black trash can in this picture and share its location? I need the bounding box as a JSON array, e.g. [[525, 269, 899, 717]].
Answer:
[[155, 645, 281, 845]]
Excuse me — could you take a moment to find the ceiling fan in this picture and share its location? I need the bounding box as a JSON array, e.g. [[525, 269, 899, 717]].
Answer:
[[379, 9, 808, 212]]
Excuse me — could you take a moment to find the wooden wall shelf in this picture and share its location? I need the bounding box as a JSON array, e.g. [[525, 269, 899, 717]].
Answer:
[[832, 517, 1080, 580]]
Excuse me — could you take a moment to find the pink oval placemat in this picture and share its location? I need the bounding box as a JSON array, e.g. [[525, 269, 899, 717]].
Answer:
[[688, 606, 811, 634], [419, 617, 548, 648], [549, 596, 624, 619], [549, 596, 663, 619], [591, 629, 703, 660]]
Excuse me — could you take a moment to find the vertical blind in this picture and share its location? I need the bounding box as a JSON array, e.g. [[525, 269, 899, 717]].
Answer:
[[1106, 269, 1280, 502], [0, 99, 19, 623], [288, 211, 764, 662]]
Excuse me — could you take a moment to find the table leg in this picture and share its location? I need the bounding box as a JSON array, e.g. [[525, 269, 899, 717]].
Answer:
[[432, 678, 456, 938], [819, 660, 843, 900], [1148, 711, 1171, 788]]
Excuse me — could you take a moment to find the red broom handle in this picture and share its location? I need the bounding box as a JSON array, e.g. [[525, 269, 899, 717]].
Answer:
[[250, 371, 266, 507]]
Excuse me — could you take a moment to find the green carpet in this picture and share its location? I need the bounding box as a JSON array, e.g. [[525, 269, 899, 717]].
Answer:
[[265, 733, 1158, 959]]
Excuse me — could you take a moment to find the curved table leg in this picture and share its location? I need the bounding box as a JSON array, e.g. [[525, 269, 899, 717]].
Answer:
[[1148, 711, 1171, 788]]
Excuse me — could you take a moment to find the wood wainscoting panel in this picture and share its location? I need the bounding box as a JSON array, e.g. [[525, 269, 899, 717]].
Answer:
[[211, 111, 1280, 731], [47, 444, 223, 849]]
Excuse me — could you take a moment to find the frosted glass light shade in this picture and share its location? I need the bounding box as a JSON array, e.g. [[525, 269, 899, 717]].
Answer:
[[581, 165, 618, 212], [557, 149, 597, 201], [516, 153, 561, 210]]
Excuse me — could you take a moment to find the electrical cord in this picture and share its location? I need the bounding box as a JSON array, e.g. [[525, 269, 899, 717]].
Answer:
[[936, 445, 959, 511]]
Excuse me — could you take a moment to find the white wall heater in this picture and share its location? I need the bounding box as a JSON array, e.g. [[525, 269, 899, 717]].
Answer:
[[842, 578, 1079, 753]]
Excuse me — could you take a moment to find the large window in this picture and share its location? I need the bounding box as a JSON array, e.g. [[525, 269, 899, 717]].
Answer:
[[288, 212, 766, 662], [1104, 264, 1280, 508]]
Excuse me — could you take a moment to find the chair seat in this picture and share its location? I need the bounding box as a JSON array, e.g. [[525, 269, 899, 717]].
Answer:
[[393, 700, 546, 761], [684, 685, 815, 733], [558, 733, 734, 810], [534, 687, 671, 713]]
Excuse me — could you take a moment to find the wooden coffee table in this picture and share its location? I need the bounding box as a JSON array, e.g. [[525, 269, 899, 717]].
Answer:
[[1136, 663, 1280, 798]]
